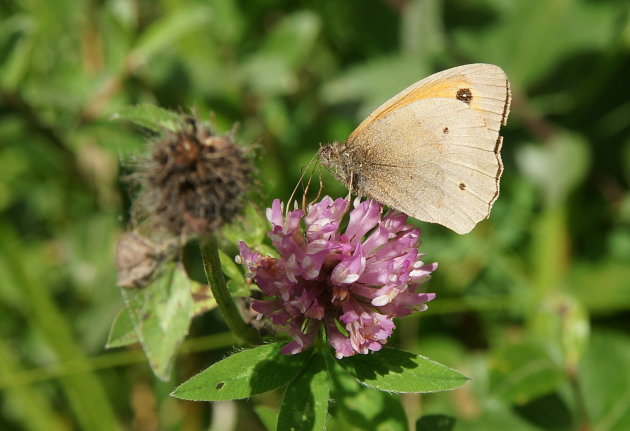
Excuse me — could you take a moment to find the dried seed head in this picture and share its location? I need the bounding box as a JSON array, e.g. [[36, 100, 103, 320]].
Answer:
[[132, 118, 254, 237]]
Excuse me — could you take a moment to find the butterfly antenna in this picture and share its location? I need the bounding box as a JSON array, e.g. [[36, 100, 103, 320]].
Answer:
[[347, 171, 354, 200], [286, 151, 320, 217], [302, 156, 326, 210], [301, 161, 315, 210], [307, 160, 325, 207]]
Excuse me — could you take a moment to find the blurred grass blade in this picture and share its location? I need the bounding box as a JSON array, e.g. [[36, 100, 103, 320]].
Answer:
[[0, 227, 121, 430], [0, 340, 67, 431]]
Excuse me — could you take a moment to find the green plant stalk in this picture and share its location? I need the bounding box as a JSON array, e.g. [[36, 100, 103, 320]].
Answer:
[[200, 235, 261, 345], [568, 370, 591, 431]]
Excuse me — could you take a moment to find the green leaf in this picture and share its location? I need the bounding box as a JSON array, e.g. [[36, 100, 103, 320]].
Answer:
[[122, 263, 194, 380], [241, 11, 321, 96], [460, 406, 541, 431], [190, 281, 217, 317], [218, 249, 248, 296], [512, 393, 573, 430], [130, 6, 211, 66], [105, 306, 138, 348], [557, 293, 590, 371], [259, 11, 321, 69], [338, 348, 469, 393], [222, 203, 268, 247], [277, 354, 330, 431], [570, 261, 630, 312], [400, 0, 445, 60], [255, 244, 280, 259], [0, 33, 33, 91], [516, 131, 590, 206], [327, 355, 406, 431], [489, 342, 565, 404], [321, 56, 428, 120], [218, 249, 244, 283], [111, 104, 184, 133], [416, 415, 457, 431], [452, 0, 620, 87], [579, 332, 630, 431], [171, 343, 310, 401], [254, 405, 278, 431]]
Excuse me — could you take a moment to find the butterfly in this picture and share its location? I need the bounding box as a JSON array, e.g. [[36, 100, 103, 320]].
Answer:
[[320, 63, 511, 234]]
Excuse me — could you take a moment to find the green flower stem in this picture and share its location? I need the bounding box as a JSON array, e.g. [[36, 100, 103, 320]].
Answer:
[[569, 372, 591, 431], [200, 235, 262, 345]]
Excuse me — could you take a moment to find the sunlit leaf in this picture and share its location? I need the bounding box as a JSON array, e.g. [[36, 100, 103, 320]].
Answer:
[[222, 203, 268, 248], [106, 306, 138, 348], [111, 104, 183, 133], [190, 281, 217, 316], [218, 249, 249, 297], [122, 263, 194, 380], [172, 343, 310, 401], [253, 405, 278, 431], [339, 348, 469, 393]]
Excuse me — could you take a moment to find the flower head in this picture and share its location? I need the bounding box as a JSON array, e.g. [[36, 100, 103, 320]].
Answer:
[[238, 196, 437, 358]]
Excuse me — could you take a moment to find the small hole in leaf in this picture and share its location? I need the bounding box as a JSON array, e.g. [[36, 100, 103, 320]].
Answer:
[[216, 382, 225, 390]]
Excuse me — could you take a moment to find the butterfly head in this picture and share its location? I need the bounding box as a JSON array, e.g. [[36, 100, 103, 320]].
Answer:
[[319, 143, 361, 194]]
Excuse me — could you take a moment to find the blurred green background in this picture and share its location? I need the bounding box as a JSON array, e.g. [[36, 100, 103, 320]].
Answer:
[[1, 0, 629, 430]]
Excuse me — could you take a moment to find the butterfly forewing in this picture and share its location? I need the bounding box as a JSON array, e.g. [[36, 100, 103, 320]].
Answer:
[[348, 64, 510, 144]]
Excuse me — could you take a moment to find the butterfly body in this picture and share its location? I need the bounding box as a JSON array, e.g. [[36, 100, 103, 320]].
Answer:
[[320, 63, 511, 234]]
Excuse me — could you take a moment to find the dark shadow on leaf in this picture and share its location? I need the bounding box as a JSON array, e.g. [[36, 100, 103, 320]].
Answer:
[[278, 353, 327, 430], [416, 414, 457, 431], [443, 0, 499, 31], [247, 344, 311, 395], [328, 354, 406, 430], [512, 392, 573, 430], [338, 348, 418, 380]]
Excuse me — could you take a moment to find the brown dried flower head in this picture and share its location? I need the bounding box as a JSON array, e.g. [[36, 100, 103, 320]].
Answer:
[[133, 118, 254, 237]]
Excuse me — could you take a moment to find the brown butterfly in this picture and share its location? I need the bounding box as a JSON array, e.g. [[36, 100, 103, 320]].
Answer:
[[320, 63, 511, 234]]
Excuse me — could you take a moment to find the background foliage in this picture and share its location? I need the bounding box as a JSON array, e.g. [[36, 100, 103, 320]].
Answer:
[[1, 0, 629, 430]]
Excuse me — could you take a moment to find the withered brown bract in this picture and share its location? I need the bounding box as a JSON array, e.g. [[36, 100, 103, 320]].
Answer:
[[115, 232, 163, 288], [320, 63, 511, 234]]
